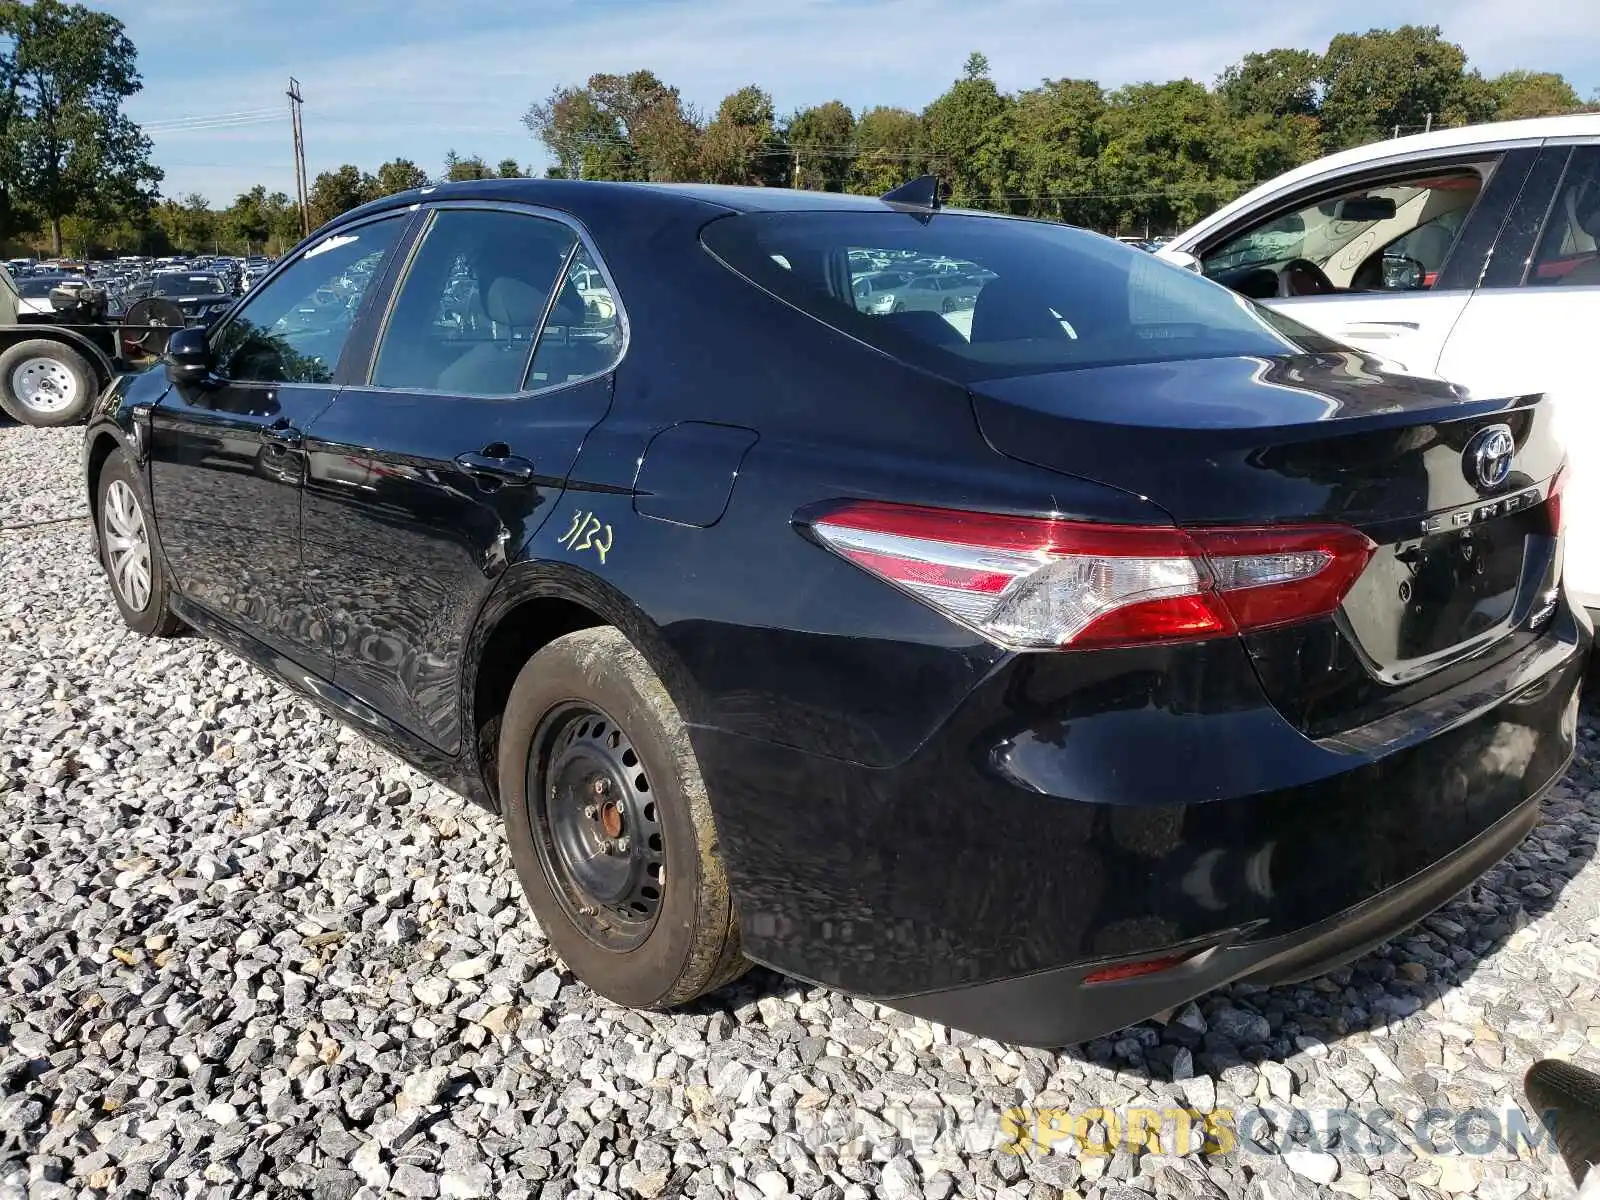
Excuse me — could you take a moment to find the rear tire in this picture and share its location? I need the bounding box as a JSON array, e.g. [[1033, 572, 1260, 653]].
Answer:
[[0, 339, 98, 427], [1524, 1059, 1600, 1189], [499, 626, 747, 1008], [96, 452, 183, 637]]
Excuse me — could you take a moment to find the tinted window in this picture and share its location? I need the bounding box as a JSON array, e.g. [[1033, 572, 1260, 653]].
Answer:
[[372, 209, 575, 395], [703, 211, 1336, 381], [151, 274, 225, 296], [16, 276, 79, 297], [1528, 147, 1600, 287], [525, 245, 625, 388], [212, 217, 404, 384]]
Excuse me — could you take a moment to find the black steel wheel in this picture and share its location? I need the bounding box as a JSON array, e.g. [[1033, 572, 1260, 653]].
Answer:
[[499, 626, 747, 1008], [531, 701, 667, 951]]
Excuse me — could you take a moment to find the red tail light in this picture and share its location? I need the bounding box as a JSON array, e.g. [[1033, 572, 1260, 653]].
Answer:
[[1547, 464, 1567, 536], [1083, 953, 1194, 985], [806, 501, 1375, 650]]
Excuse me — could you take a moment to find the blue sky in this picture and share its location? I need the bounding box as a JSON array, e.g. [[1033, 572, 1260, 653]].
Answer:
[[98, 0, 1600, 206]]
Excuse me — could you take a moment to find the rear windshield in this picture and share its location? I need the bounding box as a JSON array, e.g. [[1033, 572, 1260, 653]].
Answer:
[[17, 276, 79, 297], [701, 211, 1338, 381], [151, 274, 224, 296]]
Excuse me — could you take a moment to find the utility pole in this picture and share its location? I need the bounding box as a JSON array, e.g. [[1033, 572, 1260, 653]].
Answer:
[[287, 78, 310, 237], [793, 147, 800, 188]]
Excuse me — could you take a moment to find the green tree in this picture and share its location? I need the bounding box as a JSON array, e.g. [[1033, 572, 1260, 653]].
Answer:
[[223, 185, 271, 252], [524, 84, 628, 179], [524, 70, 700, 182], [698, 85, 782, 185], [443, 150, 491, 181], [1095, 81, 1240, 234], [591, 71, 700, 181], [261, 190, 301, 254], [1217, 49, 1322, 120], [1319, 26, 1473, 148], [1005, 79, 1105, 222], [1489, 70, 1587, 119], [374, 157, 429, 194], [496, 158, 525, 178], [849, 107, 924, 195], [922, 52, 1013, 206], [788, 100, 854, 191], [307, 164, 376, 228], [0, 0, 162, 253], [149, 192, 216, 253]]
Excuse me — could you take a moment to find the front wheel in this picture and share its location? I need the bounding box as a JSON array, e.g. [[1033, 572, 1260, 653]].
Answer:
[[499, 627, 747, 1008], [0, 339, 98, 426], [97, 452, 183, 637]]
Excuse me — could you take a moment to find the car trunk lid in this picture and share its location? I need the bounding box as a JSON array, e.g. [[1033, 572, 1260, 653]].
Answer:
[[971, 352, 1566, 736]]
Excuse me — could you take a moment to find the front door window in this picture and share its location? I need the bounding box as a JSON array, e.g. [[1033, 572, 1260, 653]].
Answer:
[[1202, 166, 1489, 297], [212, 216, 407, 384]]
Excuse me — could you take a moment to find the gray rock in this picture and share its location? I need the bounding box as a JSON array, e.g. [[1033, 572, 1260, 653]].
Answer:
[[440, 1164, 492, 1198], [1210, 1007, 1271, 1045], [392, 1163, 441, 1198]]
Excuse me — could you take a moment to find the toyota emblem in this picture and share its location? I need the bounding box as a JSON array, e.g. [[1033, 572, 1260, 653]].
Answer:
[[1463, 424, 1514, 491]]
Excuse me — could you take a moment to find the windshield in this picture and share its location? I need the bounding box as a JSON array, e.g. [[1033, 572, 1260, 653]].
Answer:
[[1203, 169, 1486, 281], [16, 276, 81, 298], [150, 274, 225, 297], [703, 210, 1337, 382]]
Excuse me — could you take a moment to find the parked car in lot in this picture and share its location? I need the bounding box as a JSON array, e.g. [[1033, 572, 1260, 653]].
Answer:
[[885, 270, 982, 313], [13, 273, 89, 315], [141, 271, 237, 325], [1159, 113, 1600, 617], [82, 178, 1585, 1045]]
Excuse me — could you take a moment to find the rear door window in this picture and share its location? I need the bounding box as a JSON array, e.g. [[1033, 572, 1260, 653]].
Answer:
[[370, 208, 575, 396], [702, 210, 1335, 382], [1528, 147, 1600, 287]]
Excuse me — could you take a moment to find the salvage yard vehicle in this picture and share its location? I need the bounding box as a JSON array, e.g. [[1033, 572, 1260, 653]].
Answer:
[[1158, 112, 1600, 618], [0, 263, 221, 427], [82, 176, 1586, 1046]]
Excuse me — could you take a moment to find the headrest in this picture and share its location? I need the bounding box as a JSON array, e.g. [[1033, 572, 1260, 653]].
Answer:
[[969, 275, 1067, 344], [484, 276, 549, 327], [1575, 174, 1600, 239]]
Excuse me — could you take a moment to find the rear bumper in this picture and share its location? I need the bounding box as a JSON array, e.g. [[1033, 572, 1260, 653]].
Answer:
[[890, 781, 1550, 1046], [693, 607, 1588, 1046]]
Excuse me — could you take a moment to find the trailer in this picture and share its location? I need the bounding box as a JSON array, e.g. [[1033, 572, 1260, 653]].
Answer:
[[0, 269, 179, 427]]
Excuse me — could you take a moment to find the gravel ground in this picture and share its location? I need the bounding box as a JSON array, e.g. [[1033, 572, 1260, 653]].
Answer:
[[3, 418, 1600, 1200]]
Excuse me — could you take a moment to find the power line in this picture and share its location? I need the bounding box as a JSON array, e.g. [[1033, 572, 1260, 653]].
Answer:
[[143, 109, 285, 134], [144, 107, 283, 124]]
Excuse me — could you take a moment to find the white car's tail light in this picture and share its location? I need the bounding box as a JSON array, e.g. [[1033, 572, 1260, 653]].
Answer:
[[806, 501, 1375, 650]]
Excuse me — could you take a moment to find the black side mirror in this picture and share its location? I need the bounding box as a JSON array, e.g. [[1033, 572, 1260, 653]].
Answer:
[[165, 325, 212, 384], [1382, 253, 1427, 291]]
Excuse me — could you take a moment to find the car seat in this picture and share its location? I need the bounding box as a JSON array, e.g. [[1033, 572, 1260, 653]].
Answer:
[[436, 275, 549, 395]]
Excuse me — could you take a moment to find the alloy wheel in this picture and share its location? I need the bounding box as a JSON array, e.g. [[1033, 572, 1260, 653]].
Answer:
[[103, 479, 152, 612]]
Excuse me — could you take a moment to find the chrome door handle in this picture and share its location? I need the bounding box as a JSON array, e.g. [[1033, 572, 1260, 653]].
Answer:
[[454, 450, 535, 485], [261, 421, 303, 449]]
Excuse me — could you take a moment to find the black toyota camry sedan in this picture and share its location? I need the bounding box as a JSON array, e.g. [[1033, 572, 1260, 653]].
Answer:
[[81, 178, 1587, 1046]]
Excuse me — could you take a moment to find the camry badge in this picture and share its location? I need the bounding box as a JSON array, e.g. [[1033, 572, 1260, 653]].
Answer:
[[1463, 424, 1514, 491]]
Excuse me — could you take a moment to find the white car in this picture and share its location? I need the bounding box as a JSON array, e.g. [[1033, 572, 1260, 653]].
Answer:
[[12, 273, 87, 315], [1159, 114, 1600, 613]]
